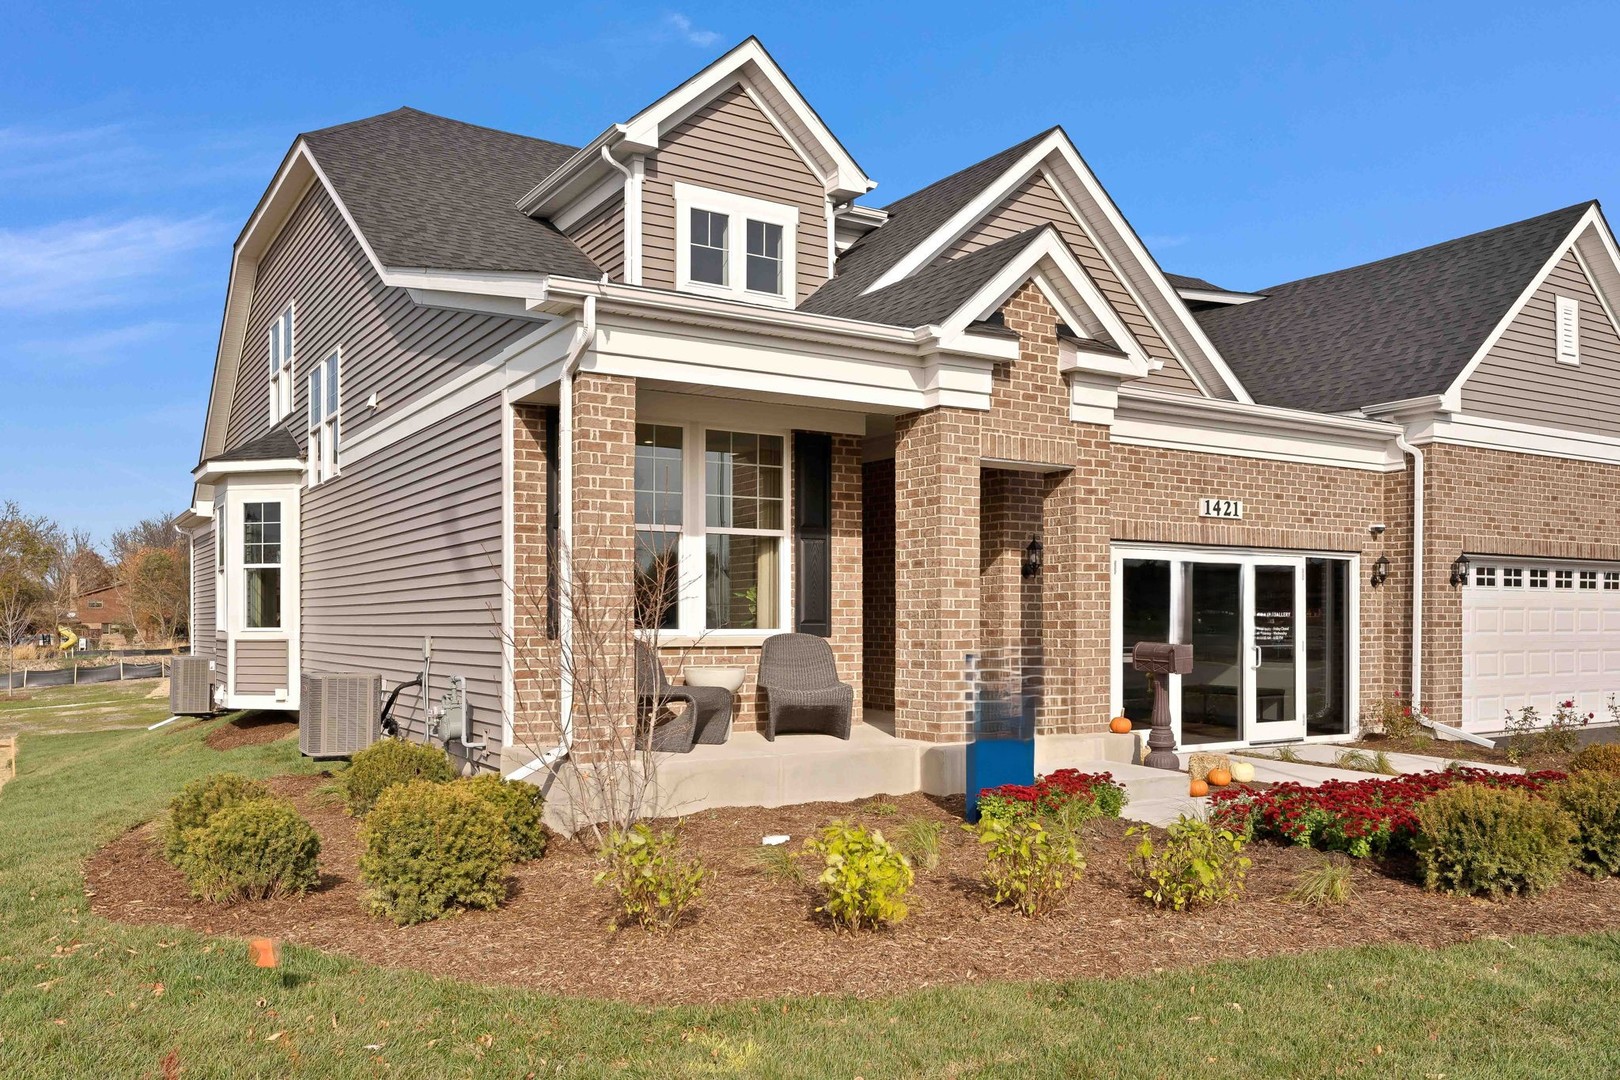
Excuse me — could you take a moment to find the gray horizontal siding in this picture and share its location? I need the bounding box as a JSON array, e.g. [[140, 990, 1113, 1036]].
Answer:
[[225, 184, 537, 454], [1461, 251, 1620, 434], [235, 639, 289, 695], [300, 393, 505, 769], [569, 190, 625, 281], [190, 527, 215, 660], [938, 172, 1201, 396], [642, 83, 829, 302]]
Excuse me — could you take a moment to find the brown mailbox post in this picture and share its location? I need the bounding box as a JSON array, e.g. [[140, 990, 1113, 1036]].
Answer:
[[1131, 641, 1193, 771]]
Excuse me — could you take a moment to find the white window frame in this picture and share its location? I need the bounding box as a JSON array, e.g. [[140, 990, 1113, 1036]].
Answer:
[[673, 182, 798, 308], [268, 303, 296, 423], [1556, 295, 1580, 366], [240, 500, 284, 631], [633, 418, 793, 639], [307, 349, 341, 486], [214, 498, 227, 632]]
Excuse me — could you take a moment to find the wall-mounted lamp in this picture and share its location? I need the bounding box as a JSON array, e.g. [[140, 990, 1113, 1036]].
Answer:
[[1449, 553, 1472, 587], [1021, 535, 1044, 579], [1371, 555, 1390, 587]]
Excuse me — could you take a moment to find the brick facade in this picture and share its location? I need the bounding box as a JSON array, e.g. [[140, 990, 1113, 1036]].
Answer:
[[861, 458, 896, 712], [510, 402, 560, 757]]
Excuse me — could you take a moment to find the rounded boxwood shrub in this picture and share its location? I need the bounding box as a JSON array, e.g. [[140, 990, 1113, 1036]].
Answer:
[[802, 821, 913, 930], [461, 774, 547, 860], [342, 738, 455, 816], [1550, 771, 1620, 878], [178, 797, 321, 903], [1414, 784, 1575, 897], [358, 779, 513, 925], [163, 773, 270, 864], [1568, 743, 1620, 777]]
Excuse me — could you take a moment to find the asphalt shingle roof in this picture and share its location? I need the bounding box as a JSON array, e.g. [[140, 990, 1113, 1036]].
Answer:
[[215, 425, 301, 463], [814, 227, 1050, 328], [1195, 202, 1592, 413], [300, 108, 602, 278]]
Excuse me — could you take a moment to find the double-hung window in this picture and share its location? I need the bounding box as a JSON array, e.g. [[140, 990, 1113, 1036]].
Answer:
[[243, 502, 282, 630], [308, 350, 340, 485], [268, 304, 295, 423], [675, 183, 796, 306], [633, 422, 787, 633]]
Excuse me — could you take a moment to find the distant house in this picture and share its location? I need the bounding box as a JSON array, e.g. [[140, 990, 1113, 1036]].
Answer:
[[73, 583, 132, 644]]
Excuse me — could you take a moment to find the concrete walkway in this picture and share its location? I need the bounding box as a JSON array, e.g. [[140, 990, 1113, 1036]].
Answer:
[[1247, 742, 1523, 777]]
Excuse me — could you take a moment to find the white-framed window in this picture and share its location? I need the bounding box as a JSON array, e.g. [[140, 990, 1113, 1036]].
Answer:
[[1580, 570, 1598, 590], [1529, 568, 1549, 589], [1503, 567, 1524, 588], [307, 350, 340, 486], [1606, 572, 1620, 591], [214, 500, 226, 631], [1555, 569, 1574, 589], [268, 304, 295, 423], [1556, 296, 1580, 366], [674, 182, 797, 307], [1474, 566, 1497, 587], [633, 421, 789, 634], [242, 502, 282, 630]]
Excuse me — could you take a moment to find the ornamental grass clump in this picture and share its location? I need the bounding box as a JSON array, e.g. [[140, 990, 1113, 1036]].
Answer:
[[1548, 771, 1620, 878], [461, 774, 547, 860], [341, 738, 456, 816], [969, 815, 1084, 917], [163, 772, 270, 864], [803, 821, 913, 930], [978, 769, 1128, 826], [1127, 816, 1250, 911], [1285, 855, 1353, 908], [1414, 784, 1574, 898], [178, 797, 321, 903], [358, 779, 513, 925], [595, 823, 708, 932]]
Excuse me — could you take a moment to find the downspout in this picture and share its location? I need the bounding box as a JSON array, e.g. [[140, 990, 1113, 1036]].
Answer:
[[508, 293, 596, 782], [1395, 433, 1424, 710]]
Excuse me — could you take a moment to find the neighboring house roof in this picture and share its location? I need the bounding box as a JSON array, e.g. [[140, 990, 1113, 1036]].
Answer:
[[800, 129, 1059, 317], [1196, 202, 1594, 413], [812, 227, 1051, 327], [213, 426, 301, 463], [301, 107, 602, 278]]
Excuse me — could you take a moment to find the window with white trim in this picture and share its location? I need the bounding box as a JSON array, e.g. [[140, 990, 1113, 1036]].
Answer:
[[243, 502, 282, 630], [268, 304, 295, 423], [1556, 296, 1580, 365], [1503, 567, 1524, 588], [307, 351, 340, 485], [1555, 569, 1574, 589], [1580, 570, 1598, 590], [1606, 572, 1620, 591], [633, 422, 787, 633], [1529, 568, 1549, 588], [675, 183, 797, 306], [1474, 566, 1497, 587]]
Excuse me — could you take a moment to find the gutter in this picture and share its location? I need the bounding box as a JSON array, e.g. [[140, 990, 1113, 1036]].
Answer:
[[507, 293, 596, 782]]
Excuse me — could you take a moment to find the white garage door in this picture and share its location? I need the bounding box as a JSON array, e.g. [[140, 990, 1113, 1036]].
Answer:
[[1462, 561, 1620, 733]]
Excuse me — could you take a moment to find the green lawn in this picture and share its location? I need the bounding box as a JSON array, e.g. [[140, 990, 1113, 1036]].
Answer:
[[2, 721, 1620, 1078], [0, 679, 173, 736]]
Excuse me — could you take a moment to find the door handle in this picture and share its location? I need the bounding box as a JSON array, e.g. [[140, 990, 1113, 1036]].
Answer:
[[1252, 644, 1263, 669]]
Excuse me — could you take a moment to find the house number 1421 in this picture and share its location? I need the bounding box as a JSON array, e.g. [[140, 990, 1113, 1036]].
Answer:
[[1199, 498, 1244, 519]]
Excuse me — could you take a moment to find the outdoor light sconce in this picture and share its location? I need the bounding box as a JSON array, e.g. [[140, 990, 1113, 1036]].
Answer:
[[1371, 555, 1390, 587], [1021, 535, 1044, 579], [1450, 553, 1472, 587]]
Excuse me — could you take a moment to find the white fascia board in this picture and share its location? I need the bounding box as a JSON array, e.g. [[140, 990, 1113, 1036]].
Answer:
[[1439, 207, 1599, 412], [1417, 411, 1620, 467], [550, 170, 628, 234], [516, 125, 625, 217], [1356, 394, 1451, 423], [1177, 288, 1264, 306], [1112, 387, 1405, 472], [639, 389, 867, 435], [192, 458, 306, 485], [405, 288, 553, 321]]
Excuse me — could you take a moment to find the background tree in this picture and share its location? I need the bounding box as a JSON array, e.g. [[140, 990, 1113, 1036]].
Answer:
[[110, 514, 183, 566], [0, 502, 56, 692], [123, 546, 189, 644]]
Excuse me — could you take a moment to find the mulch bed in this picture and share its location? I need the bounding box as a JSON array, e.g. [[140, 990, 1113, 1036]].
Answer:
[[203, 713, 298, 751], [85, 775, 1620, 1004]]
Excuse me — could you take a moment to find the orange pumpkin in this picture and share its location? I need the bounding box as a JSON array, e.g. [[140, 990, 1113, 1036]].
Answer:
[[1109, 715, 1133, 734], [1206, 767, 1233, 788], [1189, 779, 1210, 798]]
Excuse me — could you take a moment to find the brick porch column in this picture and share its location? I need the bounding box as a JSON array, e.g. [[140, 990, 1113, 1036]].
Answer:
[[510, 402, 559, 760], [1040, 425, 1112, 734], [893, 406, 981, 741]]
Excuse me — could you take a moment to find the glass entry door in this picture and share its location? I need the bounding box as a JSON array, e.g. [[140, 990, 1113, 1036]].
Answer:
[[1248, 561, 1306, 743]]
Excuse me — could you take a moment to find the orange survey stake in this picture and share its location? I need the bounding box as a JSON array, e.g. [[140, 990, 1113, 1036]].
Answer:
[[249, 938, 280, 968]]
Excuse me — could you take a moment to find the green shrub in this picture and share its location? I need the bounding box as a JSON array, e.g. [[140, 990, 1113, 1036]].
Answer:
[[1128, 816, 1251, 911], [803, 821, 913, 930], [461, 774, 547, 860], [749, 844, 804, 886], [163, 773, 270, 864], [1549, 772, 1620, 878], [894, 819, 944, 873], [1285, 856, 1353, 908], [595, 823, 707, 932], [178, 797, 321, 903], [970, 816, 1084, 917], [1414, 784, 1574, 897], [342, 738, 455, 816], [1569, 743, 1620, 777], [358, 779, 512, 925]]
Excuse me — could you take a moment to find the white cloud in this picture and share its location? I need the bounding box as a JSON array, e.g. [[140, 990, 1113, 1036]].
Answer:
[[664, 12, 720, 47], [0, 119, 277, 197], [14, 320, 183, 368], [1142, 233, 1191, 251], [0, 215, 222, 312]]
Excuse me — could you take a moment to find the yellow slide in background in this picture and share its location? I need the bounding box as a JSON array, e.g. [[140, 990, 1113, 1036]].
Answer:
[[57, 627, 77, 653]]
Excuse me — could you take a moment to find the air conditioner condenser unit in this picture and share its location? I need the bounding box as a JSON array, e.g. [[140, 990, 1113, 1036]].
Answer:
[[300, 672, 383, 759]]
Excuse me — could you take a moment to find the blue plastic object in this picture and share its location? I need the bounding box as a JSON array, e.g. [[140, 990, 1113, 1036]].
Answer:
[[964, 691, 1036, 822]]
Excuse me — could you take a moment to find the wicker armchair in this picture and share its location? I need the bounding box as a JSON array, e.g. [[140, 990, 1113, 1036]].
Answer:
[[634, 642, 733, 752], [758, 633, 854, 741]]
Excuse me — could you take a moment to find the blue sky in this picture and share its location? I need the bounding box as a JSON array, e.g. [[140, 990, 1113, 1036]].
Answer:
[[4, 1, 1618, 542]]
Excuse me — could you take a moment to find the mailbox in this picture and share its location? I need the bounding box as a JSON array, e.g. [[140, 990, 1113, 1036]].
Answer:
[[1131, 641, 1193, 676], [1131, 640, 1193, 771]]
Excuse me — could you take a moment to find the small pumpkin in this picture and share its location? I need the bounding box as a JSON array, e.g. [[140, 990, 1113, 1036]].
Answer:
[[1206, 767, 1233, 788], [1230, 760, 1256, 784], [1189, 778, 1210, 798], [1109, 714, 1133, 734]]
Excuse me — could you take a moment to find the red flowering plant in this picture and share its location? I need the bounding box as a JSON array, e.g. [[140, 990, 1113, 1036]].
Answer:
[[978, 769, 1128, 826], [1209, 766, 1566, 858]]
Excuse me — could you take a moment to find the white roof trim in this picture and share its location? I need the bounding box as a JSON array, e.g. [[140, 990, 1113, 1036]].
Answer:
[[1177, 287, 1264, 306], [1439, 205, 1612, 412], [192, 458, 305, 485]]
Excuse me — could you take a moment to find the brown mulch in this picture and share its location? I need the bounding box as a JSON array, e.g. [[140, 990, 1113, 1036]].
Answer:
[[85, 775, 1620, 1005], [203, 713, 298, 751], [1346, 733, 1574, 772]]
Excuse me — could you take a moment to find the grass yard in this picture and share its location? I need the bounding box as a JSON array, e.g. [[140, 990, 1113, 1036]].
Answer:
[[2, 721, 1620, 1078], [0, 679, 173, 737]]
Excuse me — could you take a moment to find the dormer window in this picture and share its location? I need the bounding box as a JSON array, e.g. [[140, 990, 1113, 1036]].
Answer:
[[675, 183, 796, 307]]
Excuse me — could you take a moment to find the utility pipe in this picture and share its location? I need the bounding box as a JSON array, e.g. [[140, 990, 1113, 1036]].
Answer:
[[509, 294, 595, 782]]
